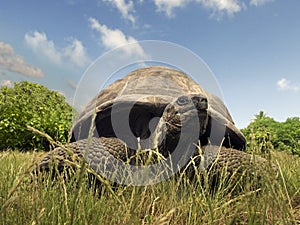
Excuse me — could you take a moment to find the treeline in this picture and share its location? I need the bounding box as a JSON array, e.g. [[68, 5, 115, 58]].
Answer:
[[0, 81, 299, 155], [241, 111, 300, 156]]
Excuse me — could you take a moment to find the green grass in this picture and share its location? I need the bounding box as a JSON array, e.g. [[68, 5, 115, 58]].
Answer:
[[0, 149, 299, 225]]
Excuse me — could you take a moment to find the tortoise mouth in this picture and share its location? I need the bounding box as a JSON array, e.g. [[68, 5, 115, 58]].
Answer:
[[164, 106, 204, 133]]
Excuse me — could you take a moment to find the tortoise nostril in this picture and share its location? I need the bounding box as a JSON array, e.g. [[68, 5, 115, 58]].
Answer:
[[192, 96, 200, 103], [192, 96, 208, 110]]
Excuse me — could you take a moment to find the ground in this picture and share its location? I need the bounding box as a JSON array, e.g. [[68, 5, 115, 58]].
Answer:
[[0, 149, 299, 225]]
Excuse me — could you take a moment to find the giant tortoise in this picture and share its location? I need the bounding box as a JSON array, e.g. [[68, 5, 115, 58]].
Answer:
[[38, 66, 274, 185]]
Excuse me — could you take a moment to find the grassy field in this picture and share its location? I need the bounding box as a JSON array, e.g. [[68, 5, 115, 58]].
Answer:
[[0, 148, 299, 225]]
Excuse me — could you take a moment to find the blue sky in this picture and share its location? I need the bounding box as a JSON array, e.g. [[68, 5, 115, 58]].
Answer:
[[0, 0, 299, 128]]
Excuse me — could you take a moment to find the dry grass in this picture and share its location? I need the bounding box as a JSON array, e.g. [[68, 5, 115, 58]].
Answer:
[[0, 148, 299, 225]]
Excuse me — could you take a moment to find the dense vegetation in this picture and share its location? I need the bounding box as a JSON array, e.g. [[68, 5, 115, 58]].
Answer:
[[242, 111, 300, 156], [0, 81, 74, 150]]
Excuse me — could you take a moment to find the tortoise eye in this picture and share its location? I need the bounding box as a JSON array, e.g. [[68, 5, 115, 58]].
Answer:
[[176, 96, 190, 106]]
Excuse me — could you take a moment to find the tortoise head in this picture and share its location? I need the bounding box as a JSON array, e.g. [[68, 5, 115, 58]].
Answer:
[[152, 94, 209, 152], [164, 94, 208, 135]]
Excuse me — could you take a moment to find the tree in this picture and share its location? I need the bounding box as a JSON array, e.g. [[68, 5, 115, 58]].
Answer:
[[277, 117, 300, 155], [255, 110, 267, 120], [0, 81, 74, 150], [241, 111, 300, 156]]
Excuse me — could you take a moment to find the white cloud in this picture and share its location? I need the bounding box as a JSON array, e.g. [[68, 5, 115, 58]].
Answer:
[[154, 0, 242, 17], [154, 0, 190, 17], [25, 31, 90, 68], [105, 0, 136, 24], [0, 41, 44, 77], [277, 78, 299, 92], [0, 79, 13, 87], [197, 0, 242, 17], [25, 31, 62, 64], [250, 0, 273, 6], [88, 17, 146, 57], [64, 38, 91, 67], [153, 0, 272, 18]]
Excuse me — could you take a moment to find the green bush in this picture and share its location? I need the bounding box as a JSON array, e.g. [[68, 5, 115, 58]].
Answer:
[[242, 111, 300, 156], [0, 81, 74, 150]]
